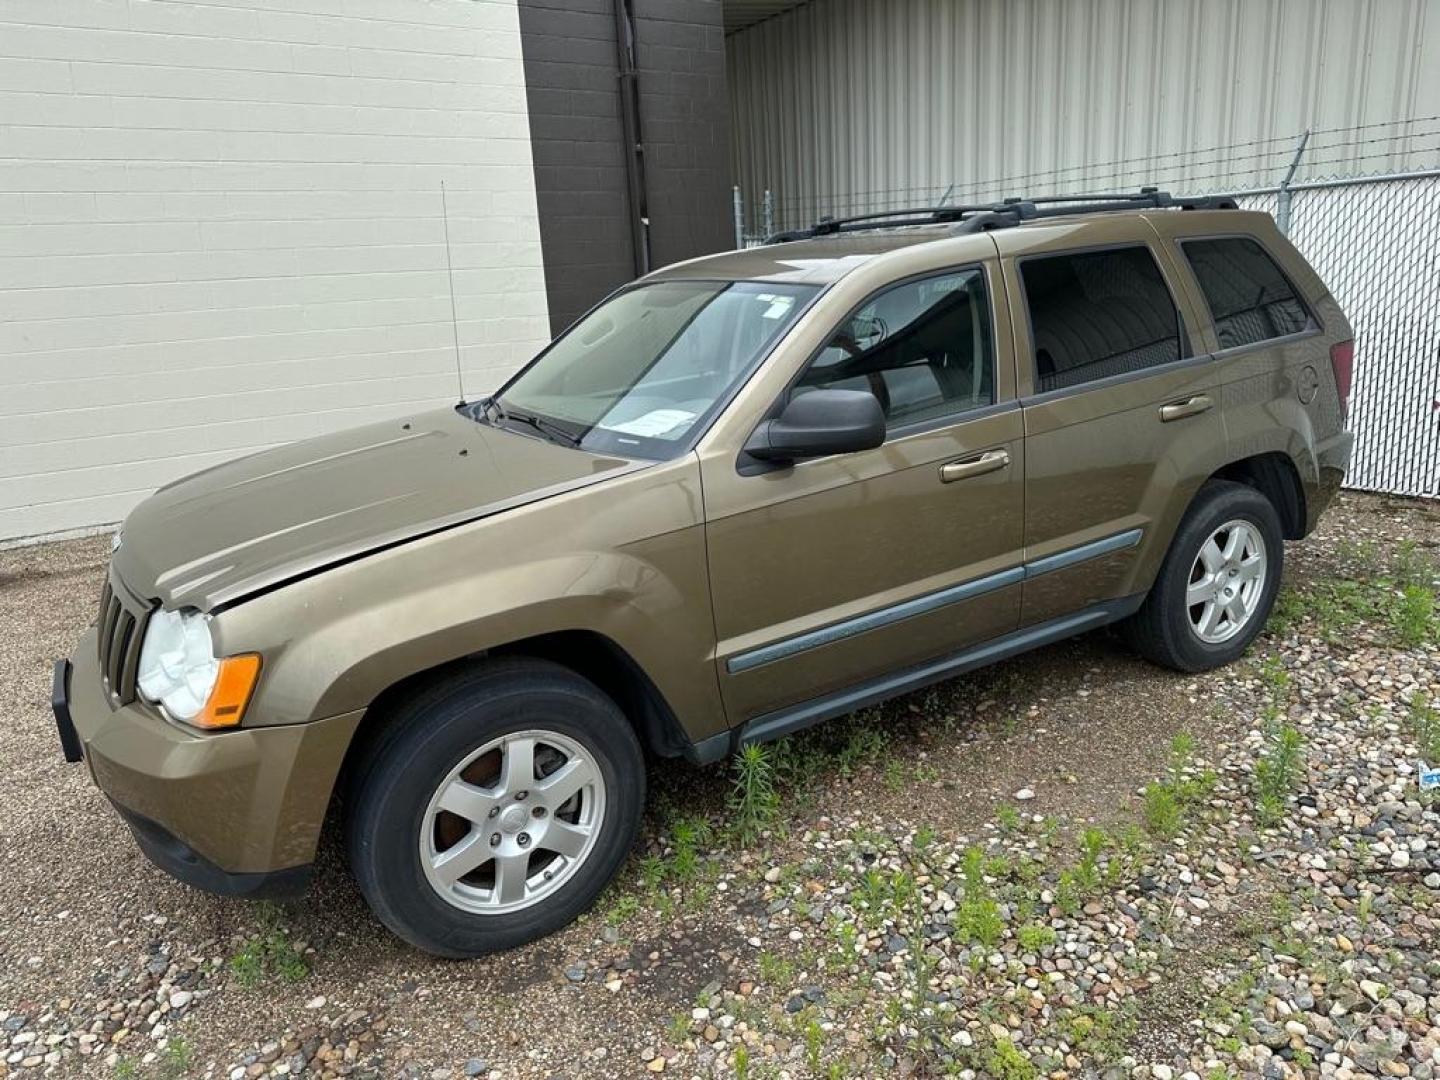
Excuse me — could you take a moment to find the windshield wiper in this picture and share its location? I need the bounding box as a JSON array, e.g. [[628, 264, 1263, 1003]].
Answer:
[[500, 406, 581, 448]]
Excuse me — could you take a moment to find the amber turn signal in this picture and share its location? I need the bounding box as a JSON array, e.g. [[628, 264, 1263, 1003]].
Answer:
[[190, 653, 262, 730]]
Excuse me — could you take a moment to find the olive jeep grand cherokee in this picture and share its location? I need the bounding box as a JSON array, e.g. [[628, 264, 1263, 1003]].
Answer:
[[54, 191, 1354, 957]]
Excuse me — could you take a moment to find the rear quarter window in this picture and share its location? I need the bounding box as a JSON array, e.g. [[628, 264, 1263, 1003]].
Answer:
[[1181, 237, 1314, 350], [1021, 245, 1182, 393]]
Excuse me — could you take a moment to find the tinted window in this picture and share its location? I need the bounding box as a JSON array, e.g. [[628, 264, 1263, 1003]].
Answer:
[[797, 268, 994, 428], [1183, 237, 1312, 349], [1022, 246, 1182, 393]]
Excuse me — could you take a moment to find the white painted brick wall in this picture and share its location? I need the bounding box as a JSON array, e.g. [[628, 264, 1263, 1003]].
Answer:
[[0, 0, 550, 540]]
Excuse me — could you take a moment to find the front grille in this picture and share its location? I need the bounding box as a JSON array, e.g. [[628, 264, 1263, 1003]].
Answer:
[[96, 578, 150, 706]]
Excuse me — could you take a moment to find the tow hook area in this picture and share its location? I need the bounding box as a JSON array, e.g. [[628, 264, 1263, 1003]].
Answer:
[[51, 659, 83, 763]]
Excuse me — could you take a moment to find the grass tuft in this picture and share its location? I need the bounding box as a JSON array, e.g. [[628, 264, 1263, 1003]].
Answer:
[[228, 902, 309, 987], [728, 743, 780, 844]]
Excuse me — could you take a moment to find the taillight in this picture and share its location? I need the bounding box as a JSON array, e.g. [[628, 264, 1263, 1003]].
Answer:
[[1329, 339, 1354, 414]]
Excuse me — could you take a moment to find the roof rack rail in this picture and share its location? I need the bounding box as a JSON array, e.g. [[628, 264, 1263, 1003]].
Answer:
[[764, 188, 1239, 243], [764, 203, 999, 244]]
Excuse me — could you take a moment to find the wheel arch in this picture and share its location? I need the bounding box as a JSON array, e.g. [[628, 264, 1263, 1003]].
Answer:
[[319, 632, 695, 863], [1209, 451, 1307, 540]]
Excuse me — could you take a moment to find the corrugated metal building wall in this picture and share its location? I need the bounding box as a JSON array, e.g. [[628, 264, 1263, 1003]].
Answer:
[[728, 0, 1440, 227]]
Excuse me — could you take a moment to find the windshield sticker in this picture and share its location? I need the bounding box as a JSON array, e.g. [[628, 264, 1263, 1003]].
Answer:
[[761, 295, 794, 319], [606, 409, 696, 438]]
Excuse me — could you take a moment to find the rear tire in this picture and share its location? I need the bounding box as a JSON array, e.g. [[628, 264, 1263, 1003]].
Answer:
[[1123, 480, 1283, 672], [345, 658, 644, 958]]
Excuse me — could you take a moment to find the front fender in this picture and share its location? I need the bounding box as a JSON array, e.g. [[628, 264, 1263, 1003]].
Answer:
[[307, 551, 693, 719], [212, 458, 727, 743]]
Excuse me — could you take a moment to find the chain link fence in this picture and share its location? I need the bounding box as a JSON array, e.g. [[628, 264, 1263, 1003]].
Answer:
[[734, 127, 1440, 499], [1231, 173, 1440, 498]]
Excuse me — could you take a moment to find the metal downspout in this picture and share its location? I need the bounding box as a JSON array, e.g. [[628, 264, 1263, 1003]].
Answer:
[[614, 0, 650, 276]]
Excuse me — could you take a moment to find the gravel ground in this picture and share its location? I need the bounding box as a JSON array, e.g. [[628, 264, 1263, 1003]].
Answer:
[[1, 492, 1437, 1079]]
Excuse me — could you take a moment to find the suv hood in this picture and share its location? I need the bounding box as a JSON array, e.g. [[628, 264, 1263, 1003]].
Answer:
[[113, 407, 642, 611]]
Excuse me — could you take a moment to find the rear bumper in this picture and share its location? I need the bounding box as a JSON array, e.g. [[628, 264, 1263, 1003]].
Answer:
[[53, 628, 362, 894], [1305, 429, 1355, 535]]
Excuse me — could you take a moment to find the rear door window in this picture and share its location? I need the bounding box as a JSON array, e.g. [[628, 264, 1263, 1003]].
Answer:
[[1181, 237, 1313, 349], [1021, 246, 1182, 393]]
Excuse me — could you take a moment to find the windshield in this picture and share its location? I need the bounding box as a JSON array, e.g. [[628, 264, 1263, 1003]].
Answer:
[[490, 280, 818, 458]]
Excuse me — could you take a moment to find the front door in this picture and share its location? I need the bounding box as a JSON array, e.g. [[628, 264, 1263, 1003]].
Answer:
[[700, 263, 1026, 722], [998, 227, 1230, 627]]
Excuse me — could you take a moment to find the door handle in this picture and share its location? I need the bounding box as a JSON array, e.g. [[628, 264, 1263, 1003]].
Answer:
[[1159, 395, 1213, 422], [940, 449, 1010, 483]]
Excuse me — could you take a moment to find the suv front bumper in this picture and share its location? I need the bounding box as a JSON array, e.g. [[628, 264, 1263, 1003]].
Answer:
[[52, 627, 362, 898]]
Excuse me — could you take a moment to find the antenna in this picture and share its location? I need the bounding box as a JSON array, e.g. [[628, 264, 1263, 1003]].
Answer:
[[440, 180, 465, 406]]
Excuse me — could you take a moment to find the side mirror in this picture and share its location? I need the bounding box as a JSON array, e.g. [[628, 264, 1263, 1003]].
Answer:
[[744, 389, 886, 464]]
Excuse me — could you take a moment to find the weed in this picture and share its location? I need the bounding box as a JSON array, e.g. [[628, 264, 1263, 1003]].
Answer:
[[637, 854, 666, 892], [985, 1037, 1037, 1080], [1073, 827, 1107, 893], [228, 903, 309, 986], [1337, 537, 1385, 578], [1307, 578, 1383, 641], [734, 1045, 750, 1080], [666, 1011, 690, 1045], [1267, 586, 1307, 636], [1393, 539, 1439, 589], [804, 1014, 826, 1071], [1056, 1003, 1137, 1065], [114, 1059, 138, 1080], [756, 950, 795, 987], [1258, 656, 1290, 696], [1254, 719, 1304, 826], [883, 758, 906, 792], [1358, 888, 1374, 927], [606, 891, 640, 926], [1143, 782, 1183, 838], [1392, 584, 1436, 647], [668, 816, 710, 881], [912, 761, 940, 783], [729, 743, 780, 844], [1143, 734, 1215, 838], [158, 1038, 194, 1080], [1410, 694, 1440, 762], [955, 847, 1005, 947], [996, 804, 1022, 833], [228, 940, 264, 988], [1016, 922, 1057, 952], [835, 721, 888, 777], [913, 824, 938, 851]]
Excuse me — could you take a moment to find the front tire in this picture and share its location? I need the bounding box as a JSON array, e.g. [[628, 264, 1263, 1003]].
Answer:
[[345, 659, 644, 958], [1123, 480, 1284, 672]]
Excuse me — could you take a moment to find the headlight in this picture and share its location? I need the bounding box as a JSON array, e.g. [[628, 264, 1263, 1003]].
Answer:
[[137, 609, 260, 729]]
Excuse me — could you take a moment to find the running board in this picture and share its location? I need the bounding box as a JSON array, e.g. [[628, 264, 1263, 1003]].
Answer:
[[686, 594, 1144, 764]]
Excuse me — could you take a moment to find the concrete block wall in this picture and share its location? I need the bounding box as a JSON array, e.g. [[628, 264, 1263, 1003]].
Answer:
[[0, 0, 551, 540]]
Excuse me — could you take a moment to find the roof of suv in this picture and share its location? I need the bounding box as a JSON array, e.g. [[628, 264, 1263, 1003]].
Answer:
[[650, 230, 953, 286], [648, 193, 1249, 287]]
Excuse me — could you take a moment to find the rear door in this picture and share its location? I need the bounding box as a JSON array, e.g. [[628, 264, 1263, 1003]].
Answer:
[[998, 219, 1231, 627]]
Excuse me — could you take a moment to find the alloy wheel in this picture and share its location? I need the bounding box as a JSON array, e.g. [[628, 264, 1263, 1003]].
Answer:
[[419, 729, 606, 914], [1186, 519, 1267, 644]]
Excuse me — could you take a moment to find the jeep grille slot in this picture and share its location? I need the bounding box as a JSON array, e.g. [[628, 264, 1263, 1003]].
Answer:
[[96, 580, 149, 706]]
